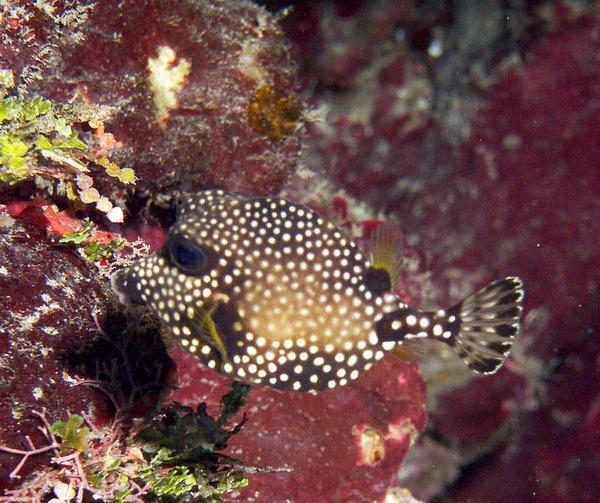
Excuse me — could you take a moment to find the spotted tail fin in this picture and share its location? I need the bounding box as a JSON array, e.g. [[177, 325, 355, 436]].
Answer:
[[447, 276, 524, 373]]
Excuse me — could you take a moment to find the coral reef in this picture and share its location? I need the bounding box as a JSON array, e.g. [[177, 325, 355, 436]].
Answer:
[[283, 1, 600, 502], [0, 214, 116, 487], [169, 347, 425, 503], [1, 2, 425, 501], [1, 0, 303, 203], [0, 388, 251, 502], [6, 0, 599, 502]]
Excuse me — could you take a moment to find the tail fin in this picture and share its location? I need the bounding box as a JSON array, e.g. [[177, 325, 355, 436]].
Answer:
[[446, 276, 524, 374]]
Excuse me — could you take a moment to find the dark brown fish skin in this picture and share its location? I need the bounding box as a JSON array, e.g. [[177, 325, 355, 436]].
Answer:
[[111, 190, 524, 392]]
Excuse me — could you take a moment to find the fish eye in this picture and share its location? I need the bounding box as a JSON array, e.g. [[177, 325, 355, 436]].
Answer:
[[167, 237, 208, 274]]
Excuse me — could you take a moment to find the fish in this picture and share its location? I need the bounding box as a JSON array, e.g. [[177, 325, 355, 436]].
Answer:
[[111, 189, 524, 393]]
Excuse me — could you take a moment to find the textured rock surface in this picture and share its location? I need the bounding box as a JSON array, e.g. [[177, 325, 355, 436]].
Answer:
[[0, 209, 171, 491], [169, 348, 426, 503], [0, 214, 112, 488], [423, 8, 600, 501], [285, 1, 600, 502], [2, 0, 303, 200]]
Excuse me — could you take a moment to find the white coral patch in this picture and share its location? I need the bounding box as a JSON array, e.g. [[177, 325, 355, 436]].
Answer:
[[147, 46, 191, 122]]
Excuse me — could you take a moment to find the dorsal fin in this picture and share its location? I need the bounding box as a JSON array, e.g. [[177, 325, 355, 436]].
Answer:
[[368, 221, 404, 291]]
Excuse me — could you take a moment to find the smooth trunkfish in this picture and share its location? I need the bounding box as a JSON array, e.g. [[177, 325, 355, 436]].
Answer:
[[111, 190, 524, 393]]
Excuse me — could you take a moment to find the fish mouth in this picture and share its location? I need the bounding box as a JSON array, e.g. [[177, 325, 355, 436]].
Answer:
[[110, 268, 145, 305]]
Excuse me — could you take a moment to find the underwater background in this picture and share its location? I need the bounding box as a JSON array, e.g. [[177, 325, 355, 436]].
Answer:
[[0, 0, 598, 502]]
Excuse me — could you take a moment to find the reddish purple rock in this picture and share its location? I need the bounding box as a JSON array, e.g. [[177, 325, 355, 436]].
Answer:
[[0, 210, 171, 491], [289, 2, 600, 502], [4, 0, 302, 200], [169, 347, 426, 503], [0, 215, 112, 488]]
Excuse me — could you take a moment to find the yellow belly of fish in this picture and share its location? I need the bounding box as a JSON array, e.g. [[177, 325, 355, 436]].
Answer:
[[235, 271, 369, 347]]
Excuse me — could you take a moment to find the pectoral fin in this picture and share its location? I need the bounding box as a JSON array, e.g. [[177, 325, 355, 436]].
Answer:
[[190, 302, 230, 367]]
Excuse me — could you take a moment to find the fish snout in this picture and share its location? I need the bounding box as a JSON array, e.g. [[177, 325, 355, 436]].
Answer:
[[110, 267, 145, 305]]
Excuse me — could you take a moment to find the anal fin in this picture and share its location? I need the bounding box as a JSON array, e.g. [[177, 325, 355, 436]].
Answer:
[[391, 340, 425, 364]]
